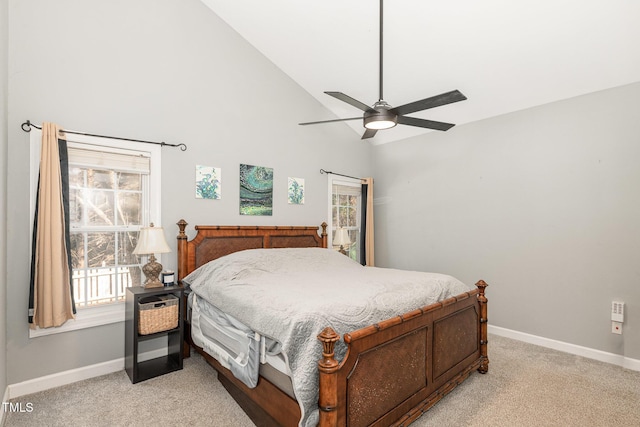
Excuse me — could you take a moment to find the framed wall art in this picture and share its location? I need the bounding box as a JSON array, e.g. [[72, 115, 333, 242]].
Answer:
[[288, 177, 305, 204], [195, 165, 221, 199], [239, 164, 273, 215]]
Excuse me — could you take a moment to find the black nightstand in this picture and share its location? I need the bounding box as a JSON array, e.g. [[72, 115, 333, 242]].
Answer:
[[181, 283, 192, 359], [125, 285, 184, 383]]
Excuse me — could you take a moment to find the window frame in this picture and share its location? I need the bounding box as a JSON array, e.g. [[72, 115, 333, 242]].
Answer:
[[29, 129, 162, 338], [69, 143, 150, 308], [327, 174, 362, 261]]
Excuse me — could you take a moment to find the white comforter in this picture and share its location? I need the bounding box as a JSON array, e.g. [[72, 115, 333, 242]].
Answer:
[[183, 247, 472, 427]]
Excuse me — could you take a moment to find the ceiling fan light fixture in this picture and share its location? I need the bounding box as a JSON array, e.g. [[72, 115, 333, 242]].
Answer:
[[364, 105, 397, 130], [364, 116, 397, 130]]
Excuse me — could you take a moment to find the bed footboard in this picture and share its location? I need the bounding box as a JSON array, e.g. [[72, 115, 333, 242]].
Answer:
[[318, 281, 488, 427]]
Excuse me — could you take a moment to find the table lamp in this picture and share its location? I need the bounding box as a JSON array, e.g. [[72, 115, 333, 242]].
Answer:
[[333, 227, 351, 256], [133, 223, 171, 288]]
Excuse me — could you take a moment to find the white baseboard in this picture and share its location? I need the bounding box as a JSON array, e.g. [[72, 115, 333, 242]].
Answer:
[[6, 348, 167, 400], [489, 325, 640, 372], [7, 358, 123, 400]]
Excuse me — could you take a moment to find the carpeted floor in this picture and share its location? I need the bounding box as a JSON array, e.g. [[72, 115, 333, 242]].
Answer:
[[5, 334, 640, 426]]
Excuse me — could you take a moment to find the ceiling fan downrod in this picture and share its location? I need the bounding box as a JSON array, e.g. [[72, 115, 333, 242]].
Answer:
[[378, 0, 384, 102], [363, 0, 398, 130]]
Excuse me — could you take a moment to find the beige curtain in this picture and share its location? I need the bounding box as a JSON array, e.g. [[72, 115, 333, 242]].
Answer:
[[362, 177, 375, 266], [30, 123, 75, 329]]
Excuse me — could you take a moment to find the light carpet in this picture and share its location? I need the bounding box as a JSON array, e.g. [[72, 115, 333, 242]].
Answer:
[[5, 334, 640, 426]]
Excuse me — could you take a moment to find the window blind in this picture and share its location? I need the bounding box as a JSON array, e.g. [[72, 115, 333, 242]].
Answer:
[[68, 146, 150, 174], [333, 183, 361, 196]]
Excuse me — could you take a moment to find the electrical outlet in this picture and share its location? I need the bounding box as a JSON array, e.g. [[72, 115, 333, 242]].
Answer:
[[612, 321, 622, 335]]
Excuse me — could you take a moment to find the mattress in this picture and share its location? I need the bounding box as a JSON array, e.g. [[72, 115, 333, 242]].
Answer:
[[188, 292, 295, 397]]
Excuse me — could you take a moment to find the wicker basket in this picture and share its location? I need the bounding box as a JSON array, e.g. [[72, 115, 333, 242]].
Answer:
[[138, 294, 179, 335]]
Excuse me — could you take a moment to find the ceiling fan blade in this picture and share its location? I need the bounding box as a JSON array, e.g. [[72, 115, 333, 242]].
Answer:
[[361, 129, 378, 139], [397, 115, 455, 131], [299, 117, 362, 126], [392, 90, 467, 116], [325, 92, 373, 112]]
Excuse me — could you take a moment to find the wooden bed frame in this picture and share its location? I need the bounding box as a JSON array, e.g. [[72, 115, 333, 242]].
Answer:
[[176, 219, 488, 427]]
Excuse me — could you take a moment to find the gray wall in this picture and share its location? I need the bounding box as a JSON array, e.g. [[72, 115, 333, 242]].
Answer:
[[1, 0, 8, 400], [373, 82, 640, 360], [6, 0, 371, 384], [6, 0, 638, 388]]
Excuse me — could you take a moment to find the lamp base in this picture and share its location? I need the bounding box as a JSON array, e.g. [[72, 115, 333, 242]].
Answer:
[[143, 279, 164, 289], [142, 254, 164, 288]]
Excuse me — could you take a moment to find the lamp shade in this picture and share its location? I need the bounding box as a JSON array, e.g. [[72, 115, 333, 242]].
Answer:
[[133, 224, 171, 255], [333, 228, 351, 246]]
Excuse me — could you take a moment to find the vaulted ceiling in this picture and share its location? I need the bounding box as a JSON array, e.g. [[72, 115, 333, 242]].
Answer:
[[201, 0, 640, 144]]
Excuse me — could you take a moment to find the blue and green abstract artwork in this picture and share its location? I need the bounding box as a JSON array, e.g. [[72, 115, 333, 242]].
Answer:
[[239, 164, 273, 215]]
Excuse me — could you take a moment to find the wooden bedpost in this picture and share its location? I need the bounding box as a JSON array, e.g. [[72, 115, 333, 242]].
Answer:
[[320, 222, 328, 248], [177, 219, 188, 281], [317, 327, 340, 426], [476, 280, 489, 374]]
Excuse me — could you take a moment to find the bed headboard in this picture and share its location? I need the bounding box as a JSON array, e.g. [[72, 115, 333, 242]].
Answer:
[[176, 219, 328, 281]]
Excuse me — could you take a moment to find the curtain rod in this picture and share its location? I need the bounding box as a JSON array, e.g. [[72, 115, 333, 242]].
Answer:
[[21, 120, 187, 151], [320, 168, 363, 180]]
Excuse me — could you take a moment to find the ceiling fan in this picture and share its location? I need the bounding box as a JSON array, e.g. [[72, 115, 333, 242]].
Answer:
[[299, 0, 467, 140]]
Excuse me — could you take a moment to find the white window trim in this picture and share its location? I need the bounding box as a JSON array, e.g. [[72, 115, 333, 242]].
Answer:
[[28, 304, 125, 338], [29, 129, 162, 338]]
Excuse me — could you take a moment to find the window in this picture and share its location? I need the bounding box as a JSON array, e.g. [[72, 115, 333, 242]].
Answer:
[[29, 129, 161, 337], [68, 145, 150, 307], [328, 176, 362, 262]]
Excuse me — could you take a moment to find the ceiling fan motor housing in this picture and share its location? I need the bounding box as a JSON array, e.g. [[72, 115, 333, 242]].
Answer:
[[364, 102, 398, 130]]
